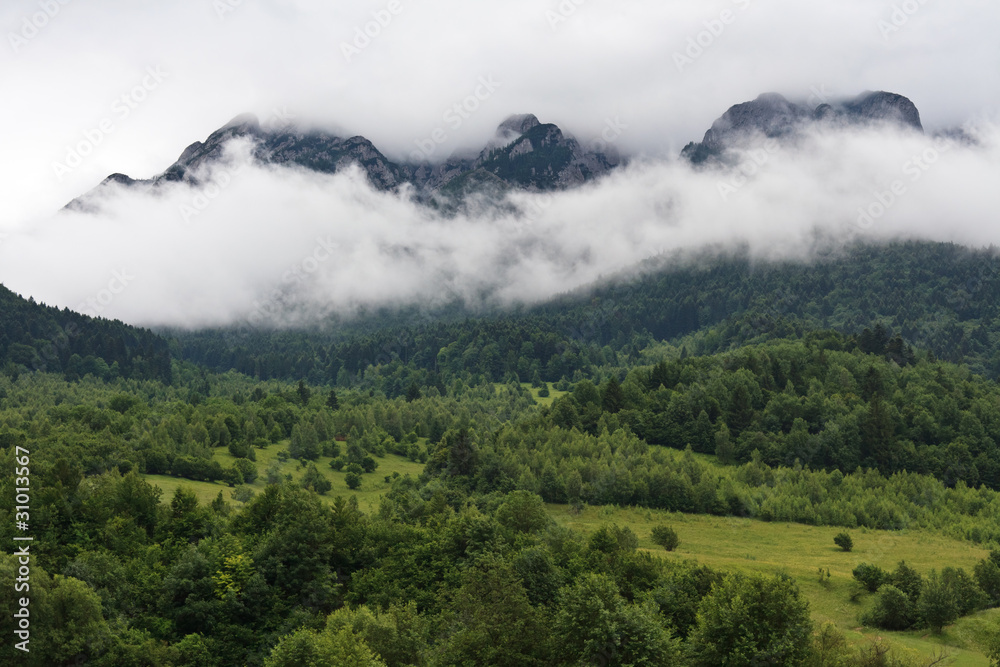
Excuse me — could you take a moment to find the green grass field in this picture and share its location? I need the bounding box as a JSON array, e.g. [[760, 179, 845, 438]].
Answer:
[[548, 503, 999, 666], [521, 382, 568, 407], [145, 440, 425, 511]]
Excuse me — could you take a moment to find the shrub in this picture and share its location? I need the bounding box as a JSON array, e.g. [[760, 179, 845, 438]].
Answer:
[[689, 573, 813, 666], [889, 561, 923, 602], [834, 532, 853, 552], [860, 584, 915, 631], [853, 563, 888, 593], [650, 525, 680, 552], [917, 570, 958, 634], [301, 463, 332, 495], [233, 458, 258, 484], [345, 472, 362, 490]]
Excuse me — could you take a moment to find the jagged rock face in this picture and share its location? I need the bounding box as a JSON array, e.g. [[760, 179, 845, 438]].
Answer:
[[257, 131, 408, 190], [63, 90, 924, 210], [683, 90, 924, 164], [469, 119, 617, 191], [498, 113, 542, 136], [701, 93, 809, 150], [65, 112, 616, 211]]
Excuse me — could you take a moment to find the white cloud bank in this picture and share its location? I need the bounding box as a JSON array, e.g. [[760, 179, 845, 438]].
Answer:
[[1, 120, 998, 329]]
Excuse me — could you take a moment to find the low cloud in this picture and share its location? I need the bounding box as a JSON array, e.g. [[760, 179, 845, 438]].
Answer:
[[1, 120, 998, 329]]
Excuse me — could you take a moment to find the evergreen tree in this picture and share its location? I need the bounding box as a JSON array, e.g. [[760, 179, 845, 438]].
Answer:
[[405, 382, 422, 403], [601, 376, 625, 414], [297, 379, 311, 406]]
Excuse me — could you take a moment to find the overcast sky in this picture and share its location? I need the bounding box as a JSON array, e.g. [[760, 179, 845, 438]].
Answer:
[[1, 0, 998, 226], [1, 0, 998, 328]]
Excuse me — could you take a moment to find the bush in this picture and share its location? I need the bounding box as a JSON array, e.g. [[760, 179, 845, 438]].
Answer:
[[650, 525, 680, 552], [917, 570, 958, 634], [889, 561, 923, 602], [861, 584, 915, 631], [231, 485, 255, 504], [853, 563, 888, 593], [689, 573, 813, 666], [834, 532, 853, 552], [360, 455, 379, 473], [942, 566, 988, 616], [345, 472, 362, 490], [233, 458, 258, 484], [301, 463, 332, 495]]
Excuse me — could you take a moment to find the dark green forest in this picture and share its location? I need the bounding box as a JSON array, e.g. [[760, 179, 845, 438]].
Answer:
[[3, 240, 1000, 665], [171, 241, 1000, 386]]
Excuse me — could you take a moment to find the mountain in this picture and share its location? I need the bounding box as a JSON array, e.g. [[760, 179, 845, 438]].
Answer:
[[63, 89, 925, 209], [682, 90, 923, 164], [65, 112, 617, 212]]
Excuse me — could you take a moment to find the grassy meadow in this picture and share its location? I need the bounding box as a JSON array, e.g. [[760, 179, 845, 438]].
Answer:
[[145, 439, 425, 511], [548, 503, 999, 665]]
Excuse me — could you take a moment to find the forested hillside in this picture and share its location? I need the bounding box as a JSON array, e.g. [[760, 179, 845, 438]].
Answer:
[[174, 241, 1000, 385], [0, 284, 172, 384]]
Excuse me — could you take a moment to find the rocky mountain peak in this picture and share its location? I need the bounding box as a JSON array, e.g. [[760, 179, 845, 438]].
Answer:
[[683, 90, 924, 164], [497, 113, 541, 136], [841, 91, 923, 131]]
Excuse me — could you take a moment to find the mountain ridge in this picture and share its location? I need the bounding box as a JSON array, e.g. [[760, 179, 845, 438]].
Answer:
[[65, 89, 925, 211], [682, 90, 923, 164], [66, 111, 618, 212]]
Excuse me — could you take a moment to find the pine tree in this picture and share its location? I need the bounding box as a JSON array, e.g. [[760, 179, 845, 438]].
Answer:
[[601, 376, 625, 414], [297, 379, 311, 406], [715, 423, 735, 465], [405, 382, 422, 403]]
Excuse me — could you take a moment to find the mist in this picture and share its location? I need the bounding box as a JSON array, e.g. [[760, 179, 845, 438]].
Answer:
[[0, 119, 998, 329]]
